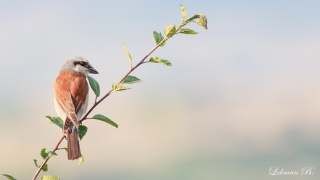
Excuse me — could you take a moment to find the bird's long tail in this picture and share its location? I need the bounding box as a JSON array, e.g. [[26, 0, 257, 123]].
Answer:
[[67, 125, 81, 160]]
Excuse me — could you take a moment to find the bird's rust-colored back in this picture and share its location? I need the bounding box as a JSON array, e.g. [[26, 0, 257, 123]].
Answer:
[[54, 71, 88, 126]]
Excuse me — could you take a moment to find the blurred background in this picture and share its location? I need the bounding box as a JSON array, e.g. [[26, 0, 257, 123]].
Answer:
[[1, 0, 320, 179]]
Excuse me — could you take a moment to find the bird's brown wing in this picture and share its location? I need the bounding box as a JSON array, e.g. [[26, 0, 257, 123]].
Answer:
[[69, 73, 88, 114], [54, 71, 88, 131]]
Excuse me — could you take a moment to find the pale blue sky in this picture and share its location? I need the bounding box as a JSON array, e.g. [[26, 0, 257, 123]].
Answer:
[[1, 1, 320, 179]]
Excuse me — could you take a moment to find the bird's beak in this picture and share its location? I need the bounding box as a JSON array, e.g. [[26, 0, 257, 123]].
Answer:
[[88, 67, 99, 74]]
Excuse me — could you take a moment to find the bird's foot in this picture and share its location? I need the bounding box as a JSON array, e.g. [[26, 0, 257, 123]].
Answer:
[[63, 131, 68, 140]]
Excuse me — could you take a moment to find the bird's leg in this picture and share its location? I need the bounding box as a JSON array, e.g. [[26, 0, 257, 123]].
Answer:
[[63, 131, 68, 140], [63, 128, 72, 140]]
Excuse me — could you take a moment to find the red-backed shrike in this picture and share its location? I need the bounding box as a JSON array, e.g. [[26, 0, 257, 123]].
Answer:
[[54, 57, 98, 160]]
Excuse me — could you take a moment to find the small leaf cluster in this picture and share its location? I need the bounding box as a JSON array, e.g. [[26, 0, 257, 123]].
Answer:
[[150, 4, 207, 66], [155, 4, 208, 39], [46, 114, 118, 140], [33, 148, 55, 172]]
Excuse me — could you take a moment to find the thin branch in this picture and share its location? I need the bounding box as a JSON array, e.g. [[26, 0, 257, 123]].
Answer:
[[32, 134, 65, 180]]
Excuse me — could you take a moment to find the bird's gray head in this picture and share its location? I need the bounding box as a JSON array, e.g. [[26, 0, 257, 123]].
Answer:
[[61, 57, 99, 75]]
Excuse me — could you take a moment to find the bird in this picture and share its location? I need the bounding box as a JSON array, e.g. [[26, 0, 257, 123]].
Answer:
[[53, 57, 98, 160]]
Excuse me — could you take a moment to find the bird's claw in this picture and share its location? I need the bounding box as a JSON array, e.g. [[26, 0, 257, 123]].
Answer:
[[63, 131, 68, 140]]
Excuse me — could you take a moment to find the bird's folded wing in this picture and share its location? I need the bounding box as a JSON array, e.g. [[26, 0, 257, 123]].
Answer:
[[54, 86, 80, 127]]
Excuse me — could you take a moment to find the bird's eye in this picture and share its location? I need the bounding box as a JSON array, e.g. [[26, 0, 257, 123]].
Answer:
[[80, 61, 88, 67]]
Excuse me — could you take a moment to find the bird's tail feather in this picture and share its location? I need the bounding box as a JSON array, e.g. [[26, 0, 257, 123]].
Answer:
[[67, 126, 81, 160]]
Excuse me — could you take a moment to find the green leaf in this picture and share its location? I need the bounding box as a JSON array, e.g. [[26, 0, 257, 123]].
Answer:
[[123, 43, 132, 68], [193, 14, 208, 30], [33, 159, 38, 167], [123, 75, 142, 84], [47, 151, 57, 158], [160, 59, 172, 66], [92, 114, 118, 128], [179, 28, 198, 34], [59, 148, 68, 152], [46, 116, 64, 129], [180, 4, 187, 20], [2, 174, 17, 180], [40, 148, 48, 160], [87, 75, 100, 97], [164, 24, 176, 37], [41, 175, 60, 180], [78, 125, 88, 140], [153, 31, 166, 47], [78, 156, 84, 165], [184, 14, 208, 30], [149, 56, 172, 66], [112, 83, 130, 91], [149, 56, 161, 63], [42, 164, 48, 172]]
